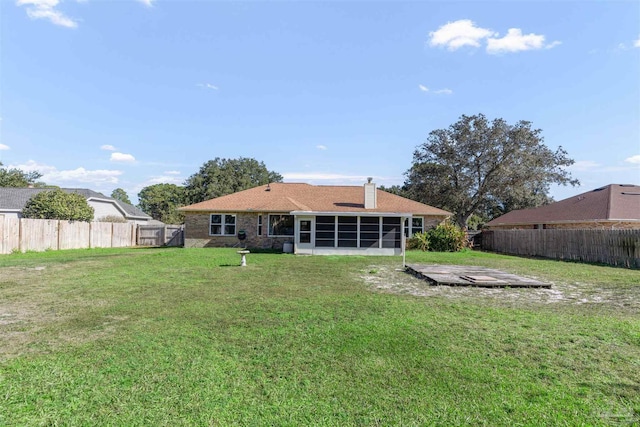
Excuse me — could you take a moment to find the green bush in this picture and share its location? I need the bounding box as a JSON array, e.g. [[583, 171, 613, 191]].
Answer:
[[407, 231, 430, 251], [22, 189, 94, 222], [428, 222, 468, 252], [408, 222, 468, 252]]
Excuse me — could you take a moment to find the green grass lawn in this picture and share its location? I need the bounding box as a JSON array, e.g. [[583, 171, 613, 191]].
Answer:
[[1, 248, 639, 426]]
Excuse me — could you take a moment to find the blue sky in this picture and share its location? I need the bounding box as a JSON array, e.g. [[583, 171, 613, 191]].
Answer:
[[1, 0, 639, 204]]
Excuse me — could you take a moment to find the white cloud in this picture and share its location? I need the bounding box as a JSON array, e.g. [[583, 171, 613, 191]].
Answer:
[[429, 20, 559, 55], [100, 144, 116, 151], [316, 145, 327, 150], [164, 170, 181, 175], [197, 83, 219, 90], [10, 160, 123, 185], [283, 173, 371, 182], [110, 152, 136, 163], [419, 85, 452, 95], [131, 174, 183, 194], [136, 0, 154, 6], [0, 144, 10, 151], [428, 19, 496, 50], [486, 28, 559, 54], [545, 41, 562, 50], [624, 155, 640, 164], [16, 0, 78, 28], [568, 160, 600, 172], [283, 172, 403, 187], [634, 36, 640, 48]]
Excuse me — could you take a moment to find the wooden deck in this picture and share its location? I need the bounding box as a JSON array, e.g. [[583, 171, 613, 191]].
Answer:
[[406, 264, 551, 288]]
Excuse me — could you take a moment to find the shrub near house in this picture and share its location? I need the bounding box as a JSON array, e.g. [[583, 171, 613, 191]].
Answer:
[[22, 189, 94, 222]]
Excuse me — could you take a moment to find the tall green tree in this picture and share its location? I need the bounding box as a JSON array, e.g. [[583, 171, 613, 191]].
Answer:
[[404, 114, 579, 228], [0, 162, 43, 187], [184, 157, 283, 204], [111, 188, 132, 205], [22, 189, 94, 222], [378, 185, 406, 196], [137, 183, 186, 224]]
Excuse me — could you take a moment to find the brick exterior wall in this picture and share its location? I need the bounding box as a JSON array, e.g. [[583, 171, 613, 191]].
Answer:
[[184, 212, 292, 249], [424, 216, 448, 230], [184, 212, 450, 249], [486, 221, 640, 230]]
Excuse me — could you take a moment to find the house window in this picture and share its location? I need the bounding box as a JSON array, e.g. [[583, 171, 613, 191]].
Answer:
[[257, 215, 263, 236], [268, 214, 294, 236], [210, 214, 236, 236], [405, 217, 424, 237], [315, 216, 336, 247]]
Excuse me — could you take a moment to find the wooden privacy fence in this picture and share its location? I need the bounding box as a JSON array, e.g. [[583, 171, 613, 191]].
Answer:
[[482, 229, 640, 268], [0, 217, 184, 254], [137, 225, 184, 247]]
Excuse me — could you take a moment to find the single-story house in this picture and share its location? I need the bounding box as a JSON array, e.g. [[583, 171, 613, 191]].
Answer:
[[179, 180, 451, 255], [0, 187, 153, 224], [485, 184, 640, 230]]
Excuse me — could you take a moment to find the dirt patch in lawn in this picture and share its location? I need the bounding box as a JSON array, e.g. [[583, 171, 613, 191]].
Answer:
[[360, 265, 640, 314], [0, 263, 124, 360]]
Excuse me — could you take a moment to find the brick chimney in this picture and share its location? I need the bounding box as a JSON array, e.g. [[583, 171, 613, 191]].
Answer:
[[364, 177, 377, 209]]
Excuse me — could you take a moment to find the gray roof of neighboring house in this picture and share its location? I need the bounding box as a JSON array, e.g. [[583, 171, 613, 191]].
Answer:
[[0, 187, 151, 219], [486, 184, 640, 226]]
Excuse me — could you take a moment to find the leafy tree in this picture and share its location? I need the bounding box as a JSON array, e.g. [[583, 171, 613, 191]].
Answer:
[[0, 162, 43, 187], [184, 157, 283, 204], [111, 188, 132, 205], [404, 114, 578, 228], [22, 189, 94, 222], [137, 183, 186, 224], [378, 185, 406, 196]]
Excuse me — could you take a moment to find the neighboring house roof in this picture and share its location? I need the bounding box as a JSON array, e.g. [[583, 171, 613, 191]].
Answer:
[[179, 183, 451, 216], [486, 184, 640, 226], [0, 188, 151, 220]]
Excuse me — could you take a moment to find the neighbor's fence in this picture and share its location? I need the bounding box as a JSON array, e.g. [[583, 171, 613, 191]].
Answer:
[[137, 224, 184, 247], [0, 216, 184, 254], [482, 229, 640, 268]]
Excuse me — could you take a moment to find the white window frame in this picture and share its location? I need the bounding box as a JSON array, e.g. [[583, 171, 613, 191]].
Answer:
[[268, 214, 294, 237], [257, 215, 263, 236], [209, 213, 236, 236], [405, 217, 424, 237]]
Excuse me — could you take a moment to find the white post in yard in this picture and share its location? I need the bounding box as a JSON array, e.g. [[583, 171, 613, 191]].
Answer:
[[402, 216, 407, 268]]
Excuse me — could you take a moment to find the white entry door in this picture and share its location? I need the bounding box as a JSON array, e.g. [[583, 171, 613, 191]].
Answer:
[[296, 217, 314, 253]]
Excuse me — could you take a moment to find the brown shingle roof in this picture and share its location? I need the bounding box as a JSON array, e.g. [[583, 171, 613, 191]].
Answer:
[[179, 183, 451, 216], [486, 184, 640, 226]]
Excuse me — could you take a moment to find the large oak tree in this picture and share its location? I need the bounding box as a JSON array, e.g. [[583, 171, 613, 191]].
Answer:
[[137, 183, 186, 224], [184, 157, 283, 204], [404, 114, 578, 228]]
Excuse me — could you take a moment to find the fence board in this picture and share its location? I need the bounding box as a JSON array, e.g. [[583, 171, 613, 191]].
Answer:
[[20, 218, 58, 252], [111, 223, 135, 247], [1, 217, 20, 254], [482, 229, 640, 268], [90, 222, 113, 248], [59, 221, 91, 250]]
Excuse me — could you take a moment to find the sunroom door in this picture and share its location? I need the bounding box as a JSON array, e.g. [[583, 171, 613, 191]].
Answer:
[[296, 217, 314, 251]]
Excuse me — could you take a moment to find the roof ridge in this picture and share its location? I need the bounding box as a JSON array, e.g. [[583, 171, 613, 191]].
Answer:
[[606, 184, 614, 220]]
